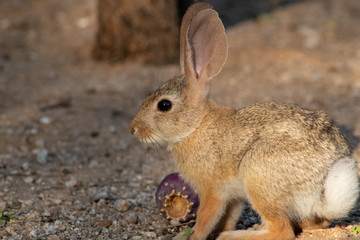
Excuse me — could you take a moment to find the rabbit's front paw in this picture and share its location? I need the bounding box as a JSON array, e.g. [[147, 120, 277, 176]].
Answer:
[[217, 231, 236, 240]]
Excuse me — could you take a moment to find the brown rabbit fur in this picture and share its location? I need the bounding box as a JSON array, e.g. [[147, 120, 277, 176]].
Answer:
[[130, 2, 359, 240]]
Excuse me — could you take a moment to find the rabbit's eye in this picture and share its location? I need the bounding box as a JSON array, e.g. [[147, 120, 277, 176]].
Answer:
[[157, 99, 172, 112]]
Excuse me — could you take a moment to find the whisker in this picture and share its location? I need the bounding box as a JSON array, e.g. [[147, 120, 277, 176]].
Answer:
[[151, 131, 166, 143], [149, 132, 168, 157], [148, 135, 166, 157]]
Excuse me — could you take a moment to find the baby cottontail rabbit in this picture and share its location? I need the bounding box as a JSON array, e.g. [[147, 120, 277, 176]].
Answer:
[[130, 2, 359, 240]]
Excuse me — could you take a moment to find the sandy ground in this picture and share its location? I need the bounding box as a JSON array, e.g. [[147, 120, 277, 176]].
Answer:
[[0, 0, 360, 239]]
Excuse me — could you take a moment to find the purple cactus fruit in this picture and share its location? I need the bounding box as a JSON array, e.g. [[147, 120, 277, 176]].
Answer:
[[155, 172, 199, 222]]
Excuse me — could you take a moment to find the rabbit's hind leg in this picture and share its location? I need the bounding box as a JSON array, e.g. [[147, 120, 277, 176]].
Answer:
[[218, 191, 295, 240], [217, 200, 245, 232], [299, 217, 330, 231], [217, 217, 295, 240]]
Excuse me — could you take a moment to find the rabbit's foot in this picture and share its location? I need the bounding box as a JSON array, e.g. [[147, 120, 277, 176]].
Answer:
[[216, 224, 295, 240], [300, 218, 330, 231], [217, 230, 238, 240]]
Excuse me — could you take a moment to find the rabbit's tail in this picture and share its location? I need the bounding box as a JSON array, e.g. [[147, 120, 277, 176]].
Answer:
[[321, 156, 359, 219]]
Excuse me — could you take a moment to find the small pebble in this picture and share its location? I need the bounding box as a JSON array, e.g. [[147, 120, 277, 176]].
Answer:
[[20, 199, 34, 206], [24, 176, 34, 184], [44, 224, 55, 235], [42, 209, 51, 217], [143, 231, 157, 238], [25, 211, 40, 221], [91, 191, 111, 202], [170, 219, 180, 226], [89, 208, 96, 215], [97, 198, 107, 207], [118, 219, 128, 228], [114, 199, 131, 212], [109, 186, 118, 193], [40, 116, 52, 125], [47, 235, 60, 240], [30, 128, 38, 134], [155, 227, 168, 236], [96, 219, 112, 228], [0, 200, 6, 212], [126, 212, 138, 224], [109, 125, 117, 133], [35, 178, 43, 184], [35, 149, 48, 164], [130, 236, 142, 240], [53, 219, 64, 226], [29, 229, 37, 237], [22, 162, 30, 171], [50, 199, 62, 205], [65, 176, 78, 188]]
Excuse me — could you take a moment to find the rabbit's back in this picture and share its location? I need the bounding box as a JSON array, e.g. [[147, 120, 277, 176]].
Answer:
[[233, 103, 349, 180], [234, 102, 349, 153]]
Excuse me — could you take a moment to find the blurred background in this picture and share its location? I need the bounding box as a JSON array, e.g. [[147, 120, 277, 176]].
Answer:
[[0, 0, 360, 239]]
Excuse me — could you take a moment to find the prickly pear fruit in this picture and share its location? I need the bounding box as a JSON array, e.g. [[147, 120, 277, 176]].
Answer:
[[155, 173, 199, 222]]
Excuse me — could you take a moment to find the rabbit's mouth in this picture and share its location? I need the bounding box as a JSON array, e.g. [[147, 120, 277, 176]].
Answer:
[[138, 131, 167, 146], [130, 123, 193, 147], [130, 123, 167, 145]]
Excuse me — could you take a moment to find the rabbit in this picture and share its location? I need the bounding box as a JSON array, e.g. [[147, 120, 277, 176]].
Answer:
[[129, 2, 359, 240]]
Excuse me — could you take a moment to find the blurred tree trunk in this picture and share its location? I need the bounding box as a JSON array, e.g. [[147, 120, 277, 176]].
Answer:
[[93, 0, 180, 65]]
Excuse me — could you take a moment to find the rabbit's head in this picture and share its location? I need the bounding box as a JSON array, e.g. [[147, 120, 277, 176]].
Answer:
[[130, 2, 227, 145]]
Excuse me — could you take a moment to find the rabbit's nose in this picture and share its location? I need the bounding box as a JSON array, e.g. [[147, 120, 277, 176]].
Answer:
[[130, 126, 137, 135], [129, 120, 137, 135]]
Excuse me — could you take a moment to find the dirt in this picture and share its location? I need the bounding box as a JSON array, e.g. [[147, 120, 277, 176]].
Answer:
[[0, 0, 360, 239]]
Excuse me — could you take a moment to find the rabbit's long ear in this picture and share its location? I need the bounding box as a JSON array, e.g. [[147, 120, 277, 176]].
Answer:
[[179, 2, 212, 73], [180, 2, 227, 97]]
